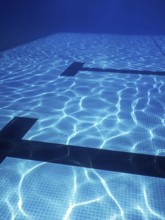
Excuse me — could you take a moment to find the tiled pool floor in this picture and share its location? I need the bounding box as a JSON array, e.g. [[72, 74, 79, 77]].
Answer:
[[0, 33, 165, 219]]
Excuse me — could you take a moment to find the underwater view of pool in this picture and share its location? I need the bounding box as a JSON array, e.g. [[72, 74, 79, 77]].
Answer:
[[0, 33, 165, 219]]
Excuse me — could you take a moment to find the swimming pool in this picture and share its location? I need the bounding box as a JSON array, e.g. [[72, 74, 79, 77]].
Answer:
[[0, 33, 165, 219]]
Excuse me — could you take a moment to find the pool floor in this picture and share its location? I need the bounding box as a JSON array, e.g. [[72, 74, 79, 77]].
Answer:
[[0, 33, 165, 219]]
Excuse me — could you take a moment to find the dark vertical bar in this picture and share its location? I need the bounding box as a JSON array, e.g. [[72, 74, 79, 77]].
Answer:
[[0, 117, 37, 141], [61, 62, 85, 76]]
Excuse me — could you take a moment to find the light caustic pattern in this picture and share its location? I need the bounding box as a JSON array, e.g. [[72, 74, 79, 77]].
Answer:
[[0, 34, 165, 156], [0, 71, 165, 155], [0, 34, 165, 219], [0, 158, 165, 220]]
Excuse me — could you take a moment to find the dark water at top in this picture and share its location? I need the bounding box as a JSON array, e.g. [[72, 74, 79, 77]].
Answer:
[[1, 0, 165, 51]]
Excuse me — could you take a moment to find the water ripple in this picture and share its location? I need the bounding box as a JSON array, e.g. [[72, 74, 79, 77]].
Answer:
[[0, 33, 165, 219]]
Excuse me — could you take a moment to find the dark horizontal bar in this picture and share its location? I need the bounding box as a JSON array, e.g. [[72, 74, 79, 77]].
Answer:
[[61, 62, 85, 76], [0, 139, 165, 178], [0, 117, 165, 178], [60, 62, 165, 77], [0, 117, 37, 141], [82, 67, 165, 76]]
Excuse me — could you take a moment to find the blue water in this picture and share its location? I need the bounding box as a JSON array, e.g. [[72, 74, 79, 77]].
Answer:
[[0, 33, 165, 219]]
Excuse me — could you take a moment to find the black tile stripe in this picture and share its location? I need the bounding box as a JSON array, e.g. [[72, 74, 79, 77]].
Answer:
[[82, 67, 165, 76], [0, 117, 165, 178], [60, 62, 165, 77], [0, 117, 37, 141], [61, 62, 85, 76]]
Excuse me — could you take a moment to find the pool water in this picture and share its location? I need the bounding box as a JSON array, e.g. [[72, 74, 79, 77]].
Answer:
[[0, 33, 165, 219]]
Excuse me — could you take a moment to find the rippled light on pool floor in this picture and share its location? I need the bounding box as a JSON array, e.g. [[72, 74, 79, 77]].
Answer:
[[0, 33, 165, 219]]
